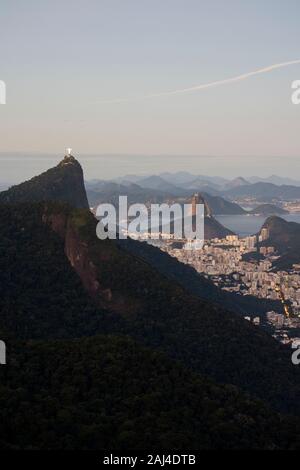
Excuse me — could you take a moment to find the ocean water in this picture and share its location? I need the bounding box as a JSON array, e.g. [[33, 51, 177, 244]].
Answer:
[[215, 214, 300, 237]]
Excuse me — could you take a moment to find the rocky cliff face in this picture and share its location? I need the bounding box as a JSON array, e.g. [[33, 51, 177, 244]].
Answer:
[[42, 207, 140, 315], [0, 155, 89, 209]]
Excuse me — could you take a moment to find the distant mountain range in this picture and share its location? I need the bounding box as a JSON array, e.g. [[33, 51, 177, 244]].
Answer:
[[136, 174, 188, 195], [178, 177, 221, 194], [87, 181, 175, 207], [160, 171, 228, 187], [223, 182, 300, 202], [86, 181, 246, 215], [86, 182, 240, 238], [249, 175, 300, 186], [223, 177, 250, 190], [105, 172, 300, 191], [87, 172, 300, 207]]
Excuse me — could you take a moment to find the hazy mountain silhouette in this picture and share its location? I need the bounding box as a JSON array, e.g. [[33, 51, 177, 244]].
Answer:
[[250, 204, 288, 216], [224, 182, 300, 202]]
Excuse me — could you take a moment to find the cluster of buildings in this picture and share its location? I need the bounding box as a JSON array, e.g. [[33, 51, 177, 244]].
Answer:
[[159, 231, 300, 346], [283, 201, 300, 213], [265, 311, 300, 346]]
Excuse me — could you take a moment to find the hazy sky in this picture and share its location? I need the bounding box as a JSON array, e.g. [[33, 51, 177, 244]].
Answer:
[[0, 0, 300, 181]]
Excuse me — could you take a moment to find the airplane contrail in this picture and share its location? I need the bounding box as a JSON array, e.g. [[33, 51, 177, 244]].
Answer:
[[99, 59, 300, 104]]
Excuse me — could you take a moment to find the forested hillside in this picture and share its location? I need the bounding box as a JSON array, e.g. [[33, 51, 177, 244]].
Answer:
[[1, 336, 299, 450], [0, 202, 299, 416], [1, 157, 300, 450]]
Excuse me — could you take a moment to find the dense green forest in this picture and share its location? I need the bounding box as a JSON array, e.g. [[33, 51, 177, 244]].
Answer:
[[1, 335, 299, 450], [0, 203, 123, 341], [1, 202, 300, 418]]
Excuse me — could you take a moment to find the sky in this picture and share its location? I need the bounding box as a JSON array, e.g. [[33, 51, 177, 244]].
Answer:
[[0, 0, 300, 182]]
